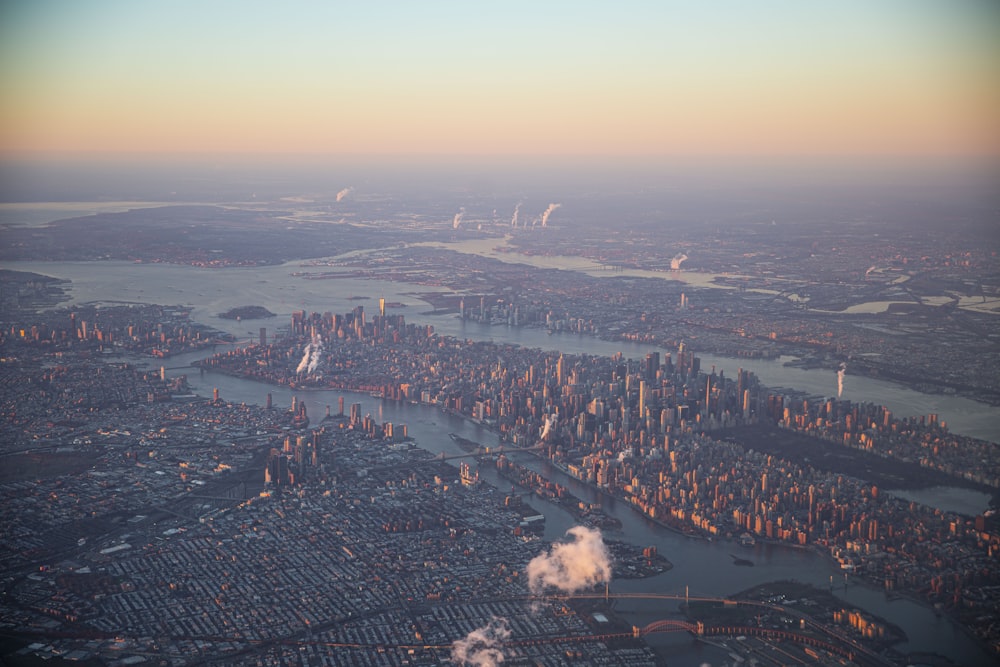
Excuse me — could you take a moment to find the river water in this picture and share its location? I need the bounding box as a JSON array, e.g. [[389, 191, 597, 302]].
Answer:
[[166, 370, 993, 665], [6, 258, 999, 443], [4, 257, 998, 663]]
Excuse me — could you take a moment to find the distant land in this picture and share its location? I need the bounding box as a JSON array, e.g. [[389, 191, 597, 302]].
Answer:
[[2, 200, 997, 407]]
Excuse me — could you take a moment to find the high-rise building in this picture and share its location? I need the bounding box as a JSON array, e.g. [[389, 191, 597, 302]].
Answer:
[[265, 448, 290, 487], [644, 352, 659, 380], [259, 327, 267, 347]]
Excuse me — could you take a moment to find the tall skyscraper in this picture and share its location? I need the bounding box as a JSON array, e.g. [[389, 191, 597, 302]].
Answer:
[[644, 352, 659, 380], [265, 448, 290, 487]]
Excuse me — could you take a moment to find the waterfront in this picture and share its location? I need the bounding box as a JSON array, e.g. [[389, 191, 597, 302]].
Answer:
[[5, 255, 999, 663], [7, 257, 1000, 443], [886, 486, 995, 517], [169, 364, 994, 665]]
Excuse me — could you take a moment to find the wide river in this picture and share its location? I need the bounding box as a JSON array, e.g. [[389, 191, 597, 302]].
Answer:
[[176, 370, 994, 666], [8, 257, 999, 444], [4, 256, 998, 664]]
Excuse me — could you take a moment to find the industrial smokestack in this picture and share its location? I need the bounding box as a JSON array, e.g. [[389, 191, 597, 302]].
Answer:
[[511, 203, 521, 228], [837, 362, 847, 398], [670, 253, 688, 270], [335, 187, 353, 202], [453, 208, 466, 229]]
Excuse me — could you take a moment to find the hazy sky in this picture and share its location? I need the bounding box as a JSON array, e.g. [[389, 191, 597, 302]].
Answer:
[[1, 1, 998, 158]]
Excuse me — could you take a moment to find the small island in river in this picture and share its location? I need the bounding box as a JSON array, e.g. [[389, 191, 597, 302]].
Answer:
[[218, 305, 276, 320]]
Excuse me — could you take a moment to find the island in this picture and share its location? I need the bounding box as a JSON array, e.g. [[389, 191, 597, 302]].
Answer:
[[217, 305, 276, 320]]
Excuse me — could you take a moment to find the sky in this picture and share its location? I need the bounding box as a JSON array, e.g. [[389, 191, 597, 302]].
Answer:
[[1, 1, 998, 159]]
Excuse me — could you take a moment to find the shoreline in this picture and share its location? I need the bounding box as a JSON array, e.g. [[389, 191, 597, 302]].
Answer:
[[157, 355, 1000, 663]]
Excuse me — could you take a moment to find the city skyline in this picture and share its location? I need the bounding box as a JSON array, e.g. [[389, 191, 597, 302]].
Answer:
[[1, 3, 999, 664], [1, 0, 998, 159]]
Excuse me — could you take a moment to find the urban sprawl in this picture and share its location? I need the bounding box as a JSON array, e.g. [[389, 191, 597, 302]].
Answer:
[[1, 293, 998, 665]]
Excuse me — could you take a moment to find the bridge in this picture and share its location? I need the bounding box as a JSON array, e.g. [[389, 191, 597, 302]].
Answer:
[[13, 590, 889, 666], [640, 619, 697, 635]]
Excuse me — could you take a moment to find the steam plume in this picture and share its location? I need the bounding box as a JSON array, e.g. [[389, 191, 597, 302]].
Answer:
[[451, 617, 511, 667], [453, 208, 466, 229], [308, 335, 323, 374], [539, 414, 556, 440], [837, 362, 846, 398], [296, 334, 324, 375], [296, 347, 310, 374], [670, 253, 688, 270], [527, 526, 611, 595], [511, 203, 521, 228], [336, 187, 353, 202], [540, 203, 561, 227]]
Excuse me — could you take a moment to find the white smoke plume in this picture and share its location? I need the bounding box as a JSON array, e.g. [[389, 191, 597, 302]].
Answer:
[[540, 203, 561, 227], [453, 208, 466, 229], [308, 334, 323, 374], [670, 253, 688, 270], [295, 346, 311, 374], [526, 526, 612, 595], [511, 203, 521, 228], [539, 414, 556, 440], [837, 362, 847, 398], [451, 617, 511, 667], [336, 187, 353, 202], [296, 334, 324, 375]]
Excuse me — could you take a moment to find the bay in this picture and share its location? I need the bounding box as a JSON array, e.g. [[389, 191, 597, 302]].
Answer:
[[8, 258, 993, 442]]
